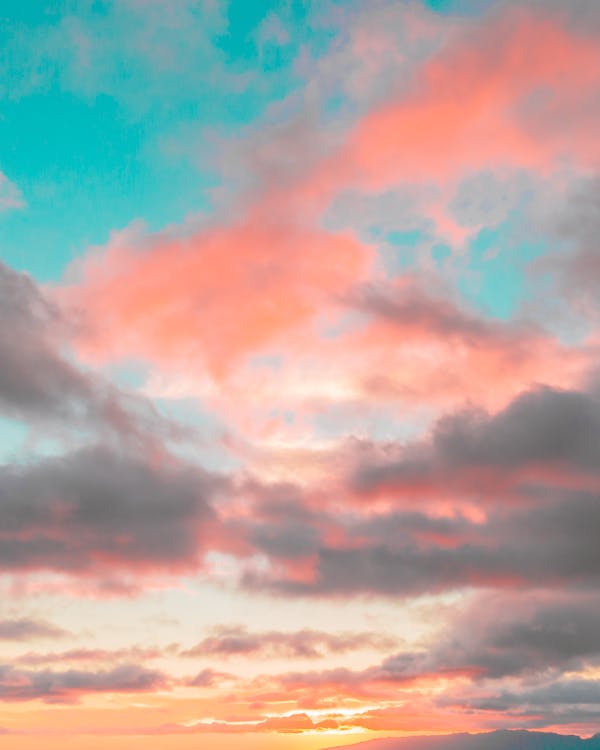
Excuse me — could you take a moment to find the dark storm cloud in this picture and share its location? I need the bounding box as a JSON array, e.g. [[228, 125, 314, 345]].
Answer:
[[0, 445, 223, 574]]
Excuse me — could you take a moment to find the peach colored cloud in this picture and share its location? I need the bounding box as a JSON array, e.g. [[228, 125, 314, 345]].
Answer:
[[291, 6, 600, 212], [61, 216, 370, 378], [57, 6, 600, 419]]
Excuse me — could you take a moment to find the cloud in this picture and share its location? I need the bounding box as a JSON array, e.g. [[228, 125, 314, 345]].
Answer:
[[350, 279, 509, 342], [418, 592, 600, 680], [0, 444, 225, 578], [326, 730, 600, 750], [534, 176, 600, 323], [234, 384, 600, 596], [0, 618, 68, 641], [14, 646, 165, 667], [146, 711, 342, 735], [300, 4, 600, 203], [51, 4, 600, 443], [0, 663, 166, 703], [245, 487, 600, 598], [0, 0, 239, 116], [267, 1, 600, 261], [186, 668, 235, 688], [59, 215, 370, 378], [235, 594, 600, 720], [183, 625, 396, 659], [0, 2, 598, 738], [466, 678, 600, 712], [352, 385, 600, 495], [0, 262, 187, 449]]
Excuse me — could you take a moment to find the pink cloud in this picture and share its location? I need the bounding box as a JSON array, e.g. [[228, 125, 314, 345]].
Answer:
[[54, 7, 600, 448], [61, 215, 371, 378], [292, 6, 600, 211]]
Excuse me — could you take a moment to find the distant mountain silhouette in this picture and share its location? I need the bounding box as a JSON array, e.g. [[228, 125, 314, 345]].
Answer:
[[325, 730, 600, 750]]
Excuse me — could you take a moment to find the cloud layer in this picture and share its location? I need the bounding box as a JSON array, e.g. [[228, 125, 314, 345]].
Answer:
[[1, 0, 600, 744]]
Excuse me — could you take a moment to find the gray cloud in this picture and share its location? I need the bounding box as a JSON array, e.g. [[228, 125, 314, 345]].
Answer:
[[257, 594, 600, 720], [186, 668, 235, 687], [0, 663, 166, 703], [0, 445, 223, 575], [350, 280, 512, 344], [353, 385, 600, 495], [326, 730, 600, 750], [466, 678, 600, 713], [532, 176, 600, 324], [0, 618, 68, 641], [14, 646, 165, 667], [432, 387, 600, 469], [236, 383, 600, 597], [183, 625, 395, 660], [244, 487, 600, 596], [422, 593, 600, 680], [0, 261, 187, 449], [248, 521, 320, 560]]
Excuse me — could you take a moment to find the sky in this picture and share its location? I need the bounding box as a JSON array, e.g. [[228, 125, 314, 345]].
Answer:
[[1, 0, 600, 747]]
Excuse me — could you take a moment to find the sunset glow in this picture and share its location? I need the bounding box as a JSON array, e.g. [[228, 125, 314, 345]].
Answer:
[[1, 1, 600, 748]]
